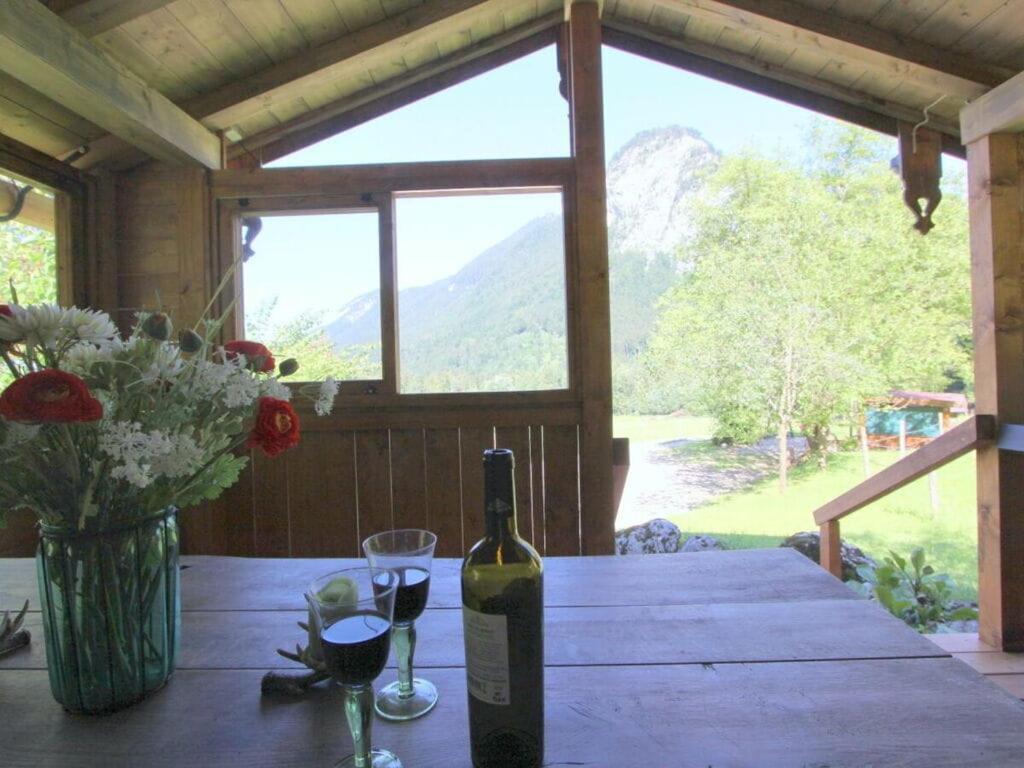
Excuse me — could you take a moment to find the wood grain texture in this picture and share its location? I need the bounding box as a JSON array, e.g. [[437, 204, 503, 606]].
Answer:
[[457, 427, 495, 550], [968, 134, 1024, 652], [423, 428, 464, 557], [59, 0, 177, 37], [286, 431, 359, 557], [4, 659, 1024, 767], [494, 425, 535, 547], [388, 428, 428, 531], [353, 429, 393, 540], [961, 70, 1024, 145], [3, 598, 945, 672], [0, 0, 221, 167], [251, 449, 290, 556], [542, 424, 581, 555], [569, 3, 616, 555], [0, 548, 860, 612]]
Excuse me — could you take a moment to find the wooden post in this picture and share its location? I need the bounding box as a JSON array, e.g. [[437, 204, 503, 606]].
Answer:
[[967, 133, 1024, 651], [819, 520, 843, 579], [568, 1, 615, 554]]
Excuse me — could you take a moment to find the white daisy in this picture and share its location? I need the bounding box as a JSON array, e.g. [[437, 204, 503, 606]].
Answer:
[[62, 308, 117, 343], [315, 377, 339, 416]]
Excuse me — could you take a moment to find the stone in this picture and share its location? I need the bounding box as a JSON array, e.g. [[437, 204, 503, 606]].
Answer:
[[615, 518, 682, 555], [780, 531, 876, 582], [681, 535, 727, 552]]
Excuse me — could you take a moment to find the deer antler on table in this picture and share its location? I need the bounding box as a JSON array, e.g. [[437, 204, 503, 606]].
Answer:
[[261, 618, 331, 696], [0, 600, 30, 657]]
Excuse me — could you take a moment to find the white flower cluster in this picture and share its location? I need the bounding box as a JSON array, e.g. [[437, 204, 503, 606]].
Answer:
[[260, 377, 292, 401], [0, 304, 116, 346], [189, 358, 262, 408], [99, 421, 205, 489], [315, 377, 339, 416]]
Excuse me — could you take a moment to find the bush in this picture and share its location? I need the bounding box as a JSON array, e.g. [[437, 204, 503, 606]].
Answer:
[[850, 547, 976, 632]]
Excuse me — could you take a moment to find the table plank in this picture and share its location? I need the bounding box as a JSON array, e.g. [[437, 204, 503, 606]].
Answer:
[[2, 598, 945, 672], [0, 549, 856, 611], [3, 660, 1024, 767]]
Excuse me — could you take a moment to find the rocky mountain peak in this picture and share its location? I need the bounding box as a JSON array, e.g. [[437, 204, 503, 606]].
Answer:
[[607, 125, 719, 256]]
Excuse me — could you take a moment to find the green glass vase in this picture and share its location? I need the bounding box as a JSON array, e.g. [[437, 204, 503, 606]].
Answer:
[[35, 508, 180, 714]]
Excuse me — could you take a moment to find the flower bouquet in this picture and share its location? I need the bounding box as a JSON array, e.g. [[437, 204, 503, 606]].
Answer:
[[0, 297, 338, 713]]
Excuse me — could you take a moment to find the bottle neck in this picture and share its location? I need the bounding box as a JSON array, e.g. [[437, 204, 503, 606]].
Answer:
[[483, 457, 519, 540]]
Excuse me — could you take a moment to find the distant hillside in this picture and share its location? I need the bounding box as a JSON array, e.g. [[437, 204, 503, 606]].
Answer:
[[325, 126, 720, 393]]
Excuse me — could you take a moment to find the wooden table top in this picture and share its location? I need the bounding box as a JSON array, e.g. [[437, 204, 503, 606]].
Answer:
[[3, 549, 1024, 767]]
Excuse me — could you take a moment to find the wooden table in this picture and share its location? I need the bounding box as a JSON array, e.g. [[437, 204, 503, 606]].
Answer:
[[3, 549, 1024, 766]]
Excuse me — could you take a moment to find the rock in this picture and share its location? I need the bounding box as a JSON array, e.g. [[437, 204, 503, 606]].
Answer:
[[780, 531, 876, 582], [615, 518, 682, 555], [681, 535, 727, 552]]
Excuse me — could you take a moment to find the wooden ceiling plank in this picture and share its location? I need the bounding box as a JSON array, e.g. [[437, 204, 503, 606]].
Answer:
[[908, 0, 1010, 48], [167, 0, 275, 78], [960, 69, 1024, 146], [222, 0, 310, 63], [0, 0, 222, 168], [242, 18, 561, 163], [603, 19, 965, 149], [948, 3, 1024, 71], [186, 0, 510, 130], [59, 0, 178, 37], [644, 0, 1012, 94], [279, 0, 349, 48], [867, 0, 948, 37]]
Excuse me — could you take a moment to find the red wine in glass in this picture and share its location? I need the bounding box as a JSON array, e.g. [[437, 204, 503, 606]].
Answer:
[[321, 611, 393, 686], [378, 567, 430, 625]]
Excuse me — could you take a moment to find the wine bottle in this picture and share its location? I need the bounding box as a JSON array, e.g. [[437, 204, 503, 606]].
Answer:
[[461, 448, 544, 768]]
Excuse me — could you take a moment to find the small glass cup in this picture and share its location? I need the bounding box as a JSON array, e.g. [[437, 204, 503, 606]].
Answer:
[[362, 529, 438, 721], [307, 567, 402, 768]]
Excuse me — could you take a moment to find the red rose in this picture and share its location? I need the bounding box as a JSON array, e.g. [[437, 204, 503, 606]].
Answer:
[[0, 369, 103, 423], [224, 340, 275, 373], [0, 305, 11, 317], [246, 397, 300, 457]]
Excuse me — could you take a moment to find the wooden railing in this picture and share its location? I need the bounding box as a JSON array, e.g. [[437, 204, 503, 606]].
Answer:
[[813, 415, 997, 577]]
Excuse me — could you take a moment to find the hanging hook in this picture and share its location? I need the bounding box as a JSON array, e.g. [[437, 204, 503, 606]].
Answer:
[[0, 182, 33, 223], [912, 95, 948, 154]]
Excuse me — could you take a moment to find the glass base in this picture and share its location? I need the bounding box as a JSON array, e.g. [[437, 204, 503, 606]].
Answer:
[[374, 678, 438, 721], [336, 748, 402, 768]]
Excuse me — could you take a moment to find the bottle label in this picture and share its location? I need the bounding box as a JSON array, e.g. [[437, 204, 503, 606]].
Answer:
[[463, 607, 510, 706]]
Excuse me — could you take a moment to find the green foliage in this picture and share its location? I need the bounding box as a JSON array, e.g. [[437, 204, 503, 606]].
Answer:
[[850, 547, 977, 632], [0, 220, 57, 389], [643, 124, 971, 449], [246, 299, 378, 383]]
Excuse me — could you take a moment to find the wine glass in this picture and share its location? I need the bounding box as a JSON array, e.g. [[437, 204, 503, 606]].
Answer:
[[307, 567, 402, 768], [362, 529, 438, 721]]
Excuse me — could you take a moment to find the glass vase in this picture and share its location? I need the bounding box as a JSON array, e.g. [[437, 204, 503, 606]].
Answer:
[[35, 508, 180, 715]]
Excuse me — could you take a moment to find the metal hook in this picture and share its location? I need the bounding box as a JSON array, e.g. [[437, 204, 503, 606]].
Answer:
[[912, 95, 948, 154], [0, 182, 33, 223]]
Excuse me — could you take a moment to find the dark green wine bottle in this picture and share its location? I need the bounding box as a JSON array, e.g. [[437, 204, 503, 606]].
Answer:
[[461, 448, 544, 768]]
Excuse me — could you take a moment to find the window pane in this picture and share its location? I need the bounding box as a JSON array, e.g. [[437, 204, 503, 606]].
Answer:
[[243, 211, 382, 381], [395, 192, 568, 393]]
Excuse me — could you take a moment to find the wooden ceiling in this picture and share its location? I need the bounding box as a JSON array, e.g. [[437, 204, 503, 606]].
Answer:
[[0, 0, 1021, 170]]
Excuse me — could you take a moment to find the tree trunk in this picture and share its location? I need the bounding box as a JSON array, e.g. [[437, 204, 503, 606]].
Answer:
[[778, 420, 789, 493]]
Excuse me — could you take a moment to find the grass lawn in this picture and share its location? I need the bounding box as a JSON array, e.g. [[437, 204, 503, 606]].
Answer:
[[668, 449, 978, 601], [613, 414, 716, 442]]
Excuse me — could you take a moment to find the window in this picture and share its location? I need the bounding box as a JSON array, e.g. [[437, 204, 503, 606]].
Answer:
[[240, 205, 383, 385], [395, 191, 569, 393]]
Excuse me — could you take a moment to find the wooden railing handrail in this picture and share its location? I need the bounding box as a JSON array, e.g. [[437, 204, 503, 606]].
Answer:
[[814, 414, 996, 526], [814, 414, 997, 578]]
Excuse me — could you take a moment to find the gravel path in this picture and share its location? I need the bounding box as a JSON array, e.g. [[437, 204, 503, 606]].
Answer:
[[615, 437, 807, 529]]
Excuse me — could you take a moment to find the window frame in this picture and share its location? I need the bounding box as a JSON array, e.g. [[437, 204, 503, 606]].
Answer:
[[212, 157, 578, 404]]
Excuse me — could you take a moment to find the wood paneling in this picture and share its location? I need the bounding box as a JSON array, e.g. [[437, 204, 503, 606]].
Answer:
[[458, 426, 496, 549], [424, 427, 464, 557], [389, 428, 428, 531], [542, 424, 581, 555], [354, 429, 394, 540]]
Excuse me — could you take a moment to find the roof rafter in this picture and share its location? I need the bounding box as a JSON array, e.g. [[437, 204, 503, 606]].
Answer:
[[604, 17, 963, 149], [0, 0, 221, 168], [960, 69, 1024, 145], [238, 14, 564, 164], [58, 0, 178, 37], [182, 0, 514, 131], [649, 0, 1010, 99]]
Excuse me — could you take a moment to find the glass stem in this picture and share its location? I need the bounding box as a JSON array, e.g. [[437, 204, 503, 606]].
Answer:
[[344, 684, 375, 768], [394, 622, 416, 699]]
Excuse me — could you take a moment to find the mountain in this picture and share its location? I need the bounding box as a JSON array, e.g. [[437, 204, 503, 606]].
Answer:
[[325, 126, 720, 392]]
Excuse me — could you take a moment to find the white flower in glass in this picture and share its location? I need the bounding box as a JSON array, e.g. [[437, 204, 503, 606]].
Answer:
[[62, 308, 117, 343], [315, 377, 339, 416]]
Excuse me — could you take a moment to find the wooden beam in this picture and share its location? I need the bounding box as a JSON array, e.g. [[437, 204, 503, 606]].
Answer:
[[602, 21, 965, 156], [649, 0, 1005, 98], [813, 416, 996, 525], [59, 0, 176, 37], [210, 157, 573, 200], [182, 0, 507, 131], [0, 0, 221, 168], [967, 134, 1024, 652], [569, 2, 615, 555], [960, 70, 1024, 146], [0, 183, 54, 231], [246, 19, 562, 164]]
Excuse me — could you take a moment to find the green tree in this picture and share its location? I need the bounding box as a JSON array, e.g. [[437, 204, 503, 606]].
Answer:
[[1, 220, 58, 388], [644, 125, 971, 489]]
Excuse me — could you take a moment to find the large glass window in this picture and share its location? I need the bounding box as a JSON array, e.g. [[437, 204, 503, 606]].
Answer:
[[395, 191, 569, 393], [241, 209, 383, 383]]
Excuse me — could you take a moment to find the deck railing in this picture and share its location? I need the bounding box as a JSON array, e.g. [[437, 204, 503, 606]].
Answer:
[[812, 414, 998, 577]]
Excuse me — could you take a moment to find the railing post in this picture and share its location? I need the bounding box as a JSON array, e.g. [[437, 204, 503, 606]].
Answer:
[[819, 520, 843, 579]]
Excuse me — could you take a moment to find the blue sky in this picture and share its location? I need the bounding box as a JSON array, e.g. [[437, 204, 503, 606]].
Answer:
[[245, 45, 952, 331]]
